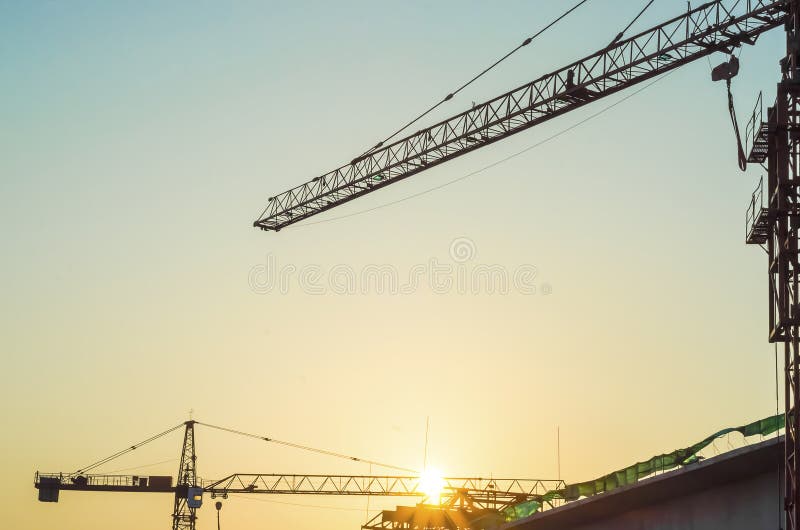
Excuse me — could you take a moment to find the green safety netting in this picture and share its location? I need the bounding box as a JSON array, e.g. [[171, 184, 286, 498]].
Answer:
[[504, 414, 784, 522]]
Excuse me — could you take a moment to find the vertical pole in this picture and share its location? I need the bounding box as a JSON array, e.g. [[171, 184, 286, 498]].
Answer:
[[557, 427, 561, 481], [424, 416, 430, 472], [172, 421, 198, 530]]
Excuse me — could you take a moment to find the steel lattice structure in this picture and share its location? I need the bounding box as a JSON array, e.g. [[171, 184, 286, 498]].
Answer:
[[204, 474, 561, 509], [205, 473, 424, 496], [254, 0, 785, 232], [770, 4, 800, 524], [172, 421, 198, 530], [779, 6, 800, 524]]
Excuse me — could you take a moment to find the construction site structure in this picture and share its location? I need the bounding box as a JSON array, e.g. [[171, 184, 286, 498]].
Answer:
[[36, 1, 800, 529], [254, 1, 800, 529]]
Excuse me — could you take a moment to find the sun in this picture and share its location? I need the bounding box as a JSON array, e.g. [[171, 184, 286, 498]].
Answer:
[[418, 468, 445, 504]]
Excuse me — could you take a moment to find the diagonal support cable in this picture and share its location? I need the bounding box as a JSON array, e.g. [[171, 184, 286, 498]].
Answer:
[[196, 422, 417, 473], [74, 423, 185, 475]]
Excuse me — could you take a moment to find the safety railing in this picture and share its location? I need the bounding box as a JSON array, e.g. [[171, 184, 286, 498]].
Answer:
[[35, 472, 174, 490], [745, 91, 763, 156], [745, 176, 769, 244]]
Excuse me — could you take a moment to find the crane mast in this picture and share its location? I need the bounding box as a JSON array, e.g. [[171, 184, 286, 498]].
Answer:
[[764, 0, 800, 526], [253, 0, 785, 232], [172, 421, 198, 530]]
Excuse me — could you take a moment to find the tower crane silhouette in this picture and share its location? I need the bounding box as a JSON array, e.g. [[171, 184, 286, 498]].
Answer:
[[251, 1, 800, 529], [35, 420, 562, 530]]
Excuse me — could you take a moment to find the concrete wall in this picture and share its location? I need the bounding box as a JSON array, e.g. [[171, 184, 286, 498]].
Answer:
[[562, 471, 782, 530]]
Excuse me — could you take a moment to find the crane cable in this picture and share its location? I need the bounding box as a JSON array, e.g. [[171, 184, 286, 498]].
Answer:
[[356, 0, 660, 159], [73, 423, 185, 475], [727, 78, 748, 171], [196, 422, 417, 473], [607, 0, 655, 48], [71, 420, 413, 477], [229, 493, 376, 512], [357, 0, 592, 159], [105, 458, 176, 474]]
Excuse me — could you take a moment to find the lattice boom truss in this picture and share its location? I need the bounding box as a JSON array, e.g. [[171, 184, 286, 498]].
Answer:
[[203, 474, 562, 500], [254, 0, 785, 232]]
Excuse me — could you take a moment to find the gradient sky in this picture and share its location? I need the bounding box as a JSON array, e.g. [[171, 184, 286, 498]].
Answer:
[[0, 1, 788, 529]]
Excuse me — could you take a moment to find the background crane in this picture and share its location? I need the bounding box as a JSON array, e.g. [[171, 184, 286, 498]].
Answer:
[[251, 0, 800, 529], [34, 420, 563, 530]]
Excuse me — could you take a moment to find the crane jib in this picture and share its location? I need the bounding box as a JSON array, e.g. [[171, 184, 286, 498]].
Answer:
[[253, 0, 787, 232]]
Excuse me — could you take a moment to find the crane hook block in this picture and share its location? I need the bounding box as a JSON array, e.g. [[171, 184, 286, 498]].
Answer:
[[711, 55, 740, 82]]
